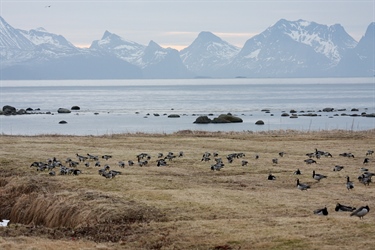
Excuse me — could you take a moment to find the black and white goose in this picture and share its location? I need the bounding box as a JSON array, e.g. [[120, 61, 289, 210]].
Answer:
[[346, 176, 354, 190], [296, 178, 310, 191], [314, 206, 328, 216], [333, 165, 344, 172], [293, 169, 302, 175], [313, 170, 327, 182], [335, 203, 356, 212], [350, 205, 370, 219], [267, 173, 276, 180]]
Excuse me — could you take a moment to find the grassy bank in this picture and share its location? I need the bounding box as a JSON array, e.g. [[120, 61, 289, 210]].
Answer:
[[0, 130, 374, 249]]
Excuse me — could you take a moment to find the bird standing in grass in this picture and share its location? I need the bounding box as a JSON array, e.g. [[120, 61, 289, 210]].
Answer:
[[296, 178, 310, 191], [346, 176, 354, 190], [350, 205, 370, 219], [313, 170, 327, 182]]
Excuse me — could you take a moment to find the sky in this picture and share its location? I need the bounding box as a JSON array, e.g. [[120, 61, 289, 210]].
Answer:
[[1, 0, 374, 51]]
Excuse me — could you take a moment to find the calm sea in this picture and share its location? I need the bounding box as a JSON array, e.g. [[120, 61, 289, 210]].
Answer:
[[0, 78, 374, 135]]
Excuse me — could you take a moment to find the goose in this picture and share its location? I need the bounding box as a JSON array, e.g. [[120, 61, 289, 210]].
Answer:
[[157, 153, 164, 158], [241, 160, 248, 166], [157, 159, 167, 167], [313, 170, 327, 182], [255, 154, 259, 160], [358, 174, 372, 186], [350, 205, 370, 219], [333, 165, 344, 171], [279, 152, 286, 157], [178, 151, 184, 157], [346, 176, 354, 190], [272, 158, 278, 164], [296, 178, 310, 191], [366, 150, 374, 156], [314, 206, 328, 216], [211, 162, 224, 171], [128, 160, 134, 166], [293, 169, 302, 175], [335, 203, 356, 212], [102, 155, 112, 160], [0, 220, 10, 227], [363, 158, 370, 164], [304, 159, 317, 164], [118, 161, 125, 168], [268, 173, 276, 180], [84, 162, 90, 167]]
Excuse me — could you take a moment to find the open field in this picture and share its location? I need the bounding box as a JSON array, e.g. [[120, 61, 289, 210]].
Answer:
[[0, 129, 375, 249]]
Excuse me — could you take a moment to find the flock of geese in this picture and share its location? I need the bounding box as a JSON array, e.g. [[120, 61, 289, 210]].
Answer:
[[29, 148, 374, 219]]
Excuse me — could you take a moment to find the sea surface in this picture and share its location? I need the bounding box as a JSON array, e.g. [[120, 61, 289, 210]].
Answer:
[[0, 78, 374, 135]]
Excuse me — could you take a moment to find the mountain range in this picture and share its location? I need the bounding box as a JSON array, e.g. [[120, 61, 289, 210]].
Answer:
[[0, 16, 373, 79]]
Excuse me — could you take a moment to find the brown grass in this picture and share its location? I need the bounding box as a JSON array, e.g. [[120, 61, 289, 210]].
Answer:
[[0, 129, 374, 249]]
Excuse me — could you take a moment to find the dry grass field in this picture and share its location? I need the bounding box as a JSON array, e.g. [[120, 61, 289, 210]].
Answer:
[[0, 129, 375, 250]]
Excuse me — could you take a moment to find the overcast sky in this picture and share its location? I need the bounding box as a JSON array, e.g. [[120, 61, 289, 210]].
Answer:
[[1, 0, 374, 50]]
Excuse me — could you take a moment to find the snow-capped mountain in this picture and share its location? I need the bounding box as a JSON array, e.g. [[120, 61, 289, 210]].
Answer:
[[90, 30, 145, 66], [0, 16, 373, 79], [18, 27, 78, 53], [228, 19, 358, 77], [91, 33, 192, 78], [180, 31, 240, 77]]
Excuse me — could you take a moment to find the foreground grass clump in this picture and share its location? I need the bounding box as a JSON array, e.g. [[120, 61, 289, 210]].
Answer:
[[0, 130, 374, 249]]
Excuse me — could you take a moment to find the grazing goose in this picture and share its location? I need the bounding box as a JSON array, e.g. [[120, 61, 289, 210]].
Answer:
[[102, 155, 112, 160], [118, 161, 125, 168], [346, 176, 354, 190], [358, 174, 372, 186], [272, 158, 278, 164], [241, 160, 248, 166], [268, 173, 276, 180], [279, 152, 286, 157], [363, 158, 370, 164], [366, 150, 374, 156], [333, 165, 344, 171], [128, 160, 134, 166], [304, 159, 317, 164], [312, 170, 327, 182], [157, 153, 164, 158], [84, 162, 90, 167], [335, 203, 356, 212], [314, 206, 328, 216], [350, 205, 370, 219], [211, 162, 224, 171], [296, 178, 310, 191], [293, 169, 302, 175]]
